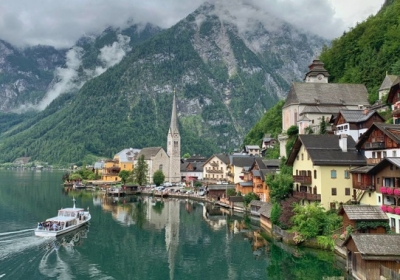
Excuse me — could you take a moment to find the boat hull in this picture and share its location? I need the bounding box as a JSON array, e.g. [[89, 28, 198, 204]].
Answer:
[[35, 215, 91, 237]]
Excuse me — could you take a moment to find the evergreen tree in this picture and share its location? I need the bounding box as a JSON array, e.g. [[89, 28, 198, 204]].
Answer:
[[133, 155, 148, 186]]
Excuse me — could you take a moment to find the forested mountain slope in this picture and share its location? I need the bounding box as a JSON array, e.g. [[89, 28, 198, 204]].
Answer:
[[0, 2, 326, 165]]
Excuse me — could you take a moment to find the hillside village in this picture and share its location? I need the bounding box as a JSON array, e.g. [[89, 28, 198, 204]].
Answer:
[[67, 58, 400, 280]]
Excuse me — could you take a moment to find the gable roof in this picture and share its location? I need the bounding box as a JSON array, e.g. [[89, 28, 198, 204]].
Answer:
[[287, 134, 366, 166], [203, 153, 230, 166], [344, 234, 400, 259], [229, 155, 255, 167], [339, 205, 388, 221], [137, 147, 165, 160], [356, 123, 400, 149], [207, 184, 235, 191], [284, 83, 369, 108], [116, 148, 141, 162], [368, 157, 400, 174], [334, 109, 383, 125], [379, 74, 399, 91], [259, 202, 273, 218]]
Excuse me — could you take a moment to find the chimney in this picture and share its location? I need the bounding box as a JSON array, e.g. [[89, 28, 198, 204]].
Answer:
[[363, 108, 369, 115], [339, 134, 348, 152]]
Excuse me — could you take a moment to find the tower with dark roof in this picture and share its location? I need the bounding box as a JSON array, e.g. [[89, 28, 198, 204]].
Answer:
[[304, 58, 330, 83], [167, 93, 181, 182]]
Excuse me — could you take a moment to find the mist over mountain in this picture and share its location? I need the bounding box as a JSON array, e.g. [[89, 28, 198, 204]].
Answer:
[[0, 1, 327, 165]]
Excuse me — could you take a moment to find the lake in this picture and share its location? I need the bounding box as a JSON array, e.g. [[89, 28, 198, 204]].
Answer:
[[0, 169, 348, 279]]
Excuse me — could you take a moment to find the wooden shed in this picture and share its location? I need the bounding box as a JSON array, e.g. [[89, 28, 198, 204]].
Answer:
[[343, 234, 400, 280], [338, 205, 388, 234]]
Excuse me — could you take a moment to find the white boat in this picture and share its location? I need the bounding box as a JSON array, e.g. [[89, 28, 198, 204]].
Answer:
[[35, 199, 91, 237]]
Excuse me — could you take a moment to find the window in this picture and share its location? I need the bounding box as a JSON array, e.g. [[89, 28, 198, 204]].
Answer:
[[377, 177, 380, 184], [159, 164, 163, 170], [391, 218, 396, 229], [383, 151, 387, 158], [301, 153, 304, 160], [330, 202, 336, 210], [372, 152, 375, 158], [390, 164, 394, 170], [331, 188, 337, 195], [378, 196, 381, 203], [358, 174, 361, 183], [394, 151, 397, 157], [344, 170, 350, 179], [314, 170, 317, 179], [331, 170, 337, 179], [345, 188, 350, 195]]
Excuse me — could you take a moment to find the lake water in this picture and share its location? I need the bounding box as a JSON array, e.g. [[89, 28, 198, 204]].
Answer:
[[0, 169, 347, 279]]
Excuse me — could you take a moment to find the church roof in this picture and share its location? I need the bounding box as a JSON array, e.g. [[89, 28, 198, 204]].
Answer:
[[137, 147, 165, 160], [304, 59, 330, 80], [284, 83, 369, 108], [300, 105, 348, 115]]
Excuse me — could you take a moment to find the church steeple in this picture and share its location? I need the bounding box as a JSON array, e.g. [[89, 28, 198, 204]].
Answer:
[[167, 93, 181, 183], [169, 93, 179, 135], [304, 58, 330, 83]]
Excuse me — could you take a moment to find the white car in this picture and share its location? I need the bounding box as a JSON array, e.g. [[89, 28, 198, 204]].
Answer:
[[163, 182, 172, 187]]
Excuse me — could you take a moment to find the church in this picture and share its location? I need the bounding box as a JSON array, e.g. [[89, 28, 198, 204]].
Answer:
[[101, 94, 181, 184]]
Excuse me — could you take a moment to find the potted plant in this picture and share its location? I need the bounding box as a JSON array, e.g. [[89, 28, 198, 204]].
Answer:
[[387, 206, 395, 214], [380, 186, 387, 194], [395, 207, 400, 215], [381, 205, 387, 212], [394, 188, 400, 196], [387, 187, 394, 195]]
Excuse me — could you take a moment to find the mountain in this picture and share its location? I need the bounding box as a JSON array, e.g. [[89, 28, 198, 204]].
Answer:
[[0, 1, 327, 166], [320, 0, 400, 104], [0, 23, 162, 113]]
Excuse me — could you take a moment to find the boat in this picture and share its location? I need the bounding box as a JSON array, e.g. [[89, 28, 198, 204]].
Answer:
[[107, 187, 126, 197], [35, 198, 91, 237]]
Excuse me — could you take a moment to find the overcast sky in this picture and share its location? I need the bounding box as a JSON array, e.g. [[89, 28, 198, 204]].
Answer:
[[0, 0, 385, 49]]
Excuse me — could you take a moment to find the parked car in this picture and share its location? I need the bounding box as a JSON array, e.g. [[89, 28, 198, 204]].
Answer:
[[164, 182, 172, 187], [198, 188, 205, 196], [155, 186, 165, 191]]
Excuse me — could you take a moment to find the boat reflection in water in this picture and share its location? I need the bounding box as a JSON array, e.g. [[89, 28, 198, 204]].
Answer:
[[38, 226, 91, 279]]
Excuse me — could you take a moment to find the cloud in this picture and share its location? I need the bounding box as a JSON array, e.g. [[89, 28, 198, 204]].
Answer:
[[0, 0, 384, 49]]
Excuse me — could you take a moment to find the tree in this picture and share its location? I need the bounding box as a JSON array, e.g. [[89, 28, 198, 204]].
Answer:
[[119, 170, 131, 185], [183, 153, 191, 159], [153, 170, 165, 186], [194, 181, 202, 188], [226, 188, 236, 196], [291, 202, 327, 239], [319, 116, 327, 135], [133, 155, 148, 186], [243, 192, 259, 207], [69, 173, 82, 181]]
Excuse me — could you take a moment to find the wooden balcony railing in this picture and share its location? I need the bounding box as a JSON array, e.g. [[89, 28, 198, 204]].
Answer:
[[364, 142, 385, 149], [293, 175, 312, 184], [206, 169, 223, 174], [366, 158, 382, 165], [209, 162, 219, 167], [352, 183, 375, 191], [293, 191, 321, 201]]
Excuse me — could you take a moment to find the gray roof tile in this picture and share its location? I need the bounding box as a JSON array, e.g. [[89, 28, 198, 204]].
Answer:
[[340, 205, 388, 221]]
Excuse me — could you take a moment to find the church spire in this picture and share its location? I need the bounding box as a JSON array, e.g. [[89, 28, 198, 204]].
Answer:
[[169, 92, 179, 134]]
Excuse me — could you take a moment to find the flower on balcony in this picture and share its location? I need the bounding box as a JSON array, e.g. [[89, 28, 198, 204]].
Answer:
[[387, 206, 395, 214], [394, 189, 400, 196], [381, 205, 387, 212], [380, 186, 387, 194], [387, 187, 394, 195], [395, 207, 400, 215]]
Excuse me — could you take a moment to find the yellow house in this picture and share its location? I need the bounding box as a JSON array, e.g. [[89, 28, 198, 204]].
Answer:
[[286, 134, 366, 210], [101, 148, 141, 182], [203, 154, 230, 183]]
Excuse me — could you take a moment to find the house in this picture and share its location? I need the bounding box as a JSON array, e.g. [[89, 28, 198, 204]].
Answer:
[[261, 134, 277, 157], [207, 184, 235, 201], [136, 147, 170, 184], [356, 123, 400, 165], [203, 154, 230, 183], [244, 145, 260, 156], [102, 159, 121, 181], [115, 148, 141, 172], [338, 205, 388, 234], [331, 109, 384, 142], [227, 155, 255, 184], [369, 73, 397, 113], [286, 134, 366, 210], [180, 160, 204, 182], [250, 158, 279, 202], [279, 58, 369, 157], [349, 165, 376, 205], [386, 76, 400, 124], [343, 234, 400, 280]]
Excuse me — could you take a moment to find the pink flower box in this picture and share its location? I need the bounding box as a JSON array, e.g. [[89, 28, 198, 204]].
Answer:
[[380, 186, 387, 194], [387, 188, 394, 195], [395, 207, 400, 215], [387, 206, 395, 214], [381, 205, 387, 212], [394, 189, 400, 196]]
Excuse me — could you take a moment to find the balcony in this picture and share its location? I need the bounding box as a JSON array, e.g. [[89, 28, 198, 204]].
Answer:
[[293, 191, 321, 201], [366, 158, 382, 165], [293, 175, 312, 184], [364, 142, 385, 149], [392, 107, 400, 117], [209, 162, 219, 167], [206, 169, 223, 174], [353, 183, 375, 191]]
